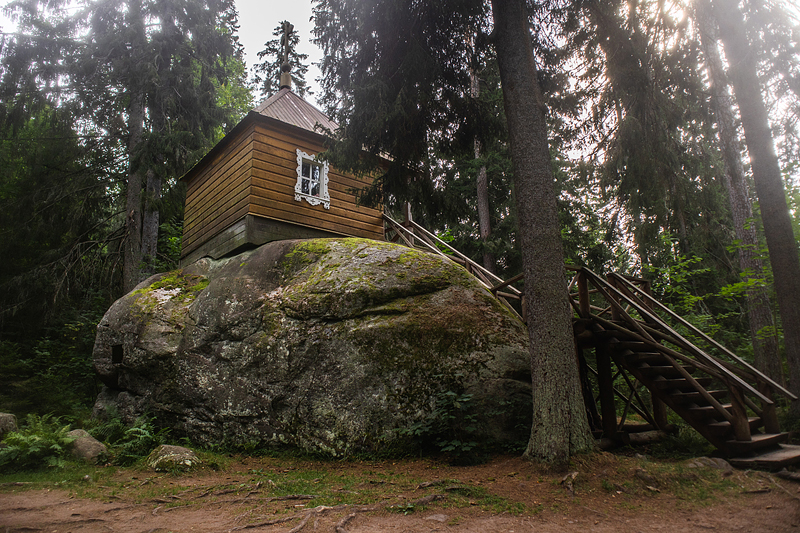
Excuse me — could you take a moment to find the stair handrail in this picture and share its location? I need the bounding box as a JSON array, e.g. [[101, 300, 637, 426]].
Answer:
[[608, 272, 796, 402], [384, 213, 497, 290], [401, 217, 521, 296], [581, 268, 772, 405], [384, 213, 524, 322], [383, 213, 459, 261]]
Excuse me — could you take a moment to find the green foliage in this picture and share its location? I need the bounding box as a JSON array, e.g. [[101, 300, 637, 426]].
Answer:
[[0, 300, 104, 417], [89, 415, 169, 466], [647, 425, 715, 460], [399, 389, 481, 464], [643, 251, 757, 358], [0, 414, 75, 472], [151, 220, 184, 274]]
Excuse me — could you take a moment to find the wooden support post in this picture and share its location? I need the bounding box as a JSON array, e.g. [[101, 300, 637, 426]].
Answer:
[[759, 383, 780, 433], [578, 347, 602, 431], [652, 396, 669, 431], [729, 387, 752, 442], [597, 345, 617, 439]]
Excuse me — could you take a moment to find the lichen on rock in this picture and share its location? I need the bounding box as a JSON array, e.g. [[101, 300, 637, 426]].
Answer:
[[93, 238, 532, 456]]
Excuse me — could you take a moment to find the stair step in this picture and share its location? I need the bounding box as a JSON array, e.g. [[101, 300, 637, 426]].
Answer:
[[617, 341, 652, 350], [728, 443, 800, 470], [652, 377, 712, 391], [707, 417, 763, 435], [724, 433, 789, 455], [687, 404, 732, 418], [624, 352, 668, 365], [670, 390, 728, 405], [637, 365, 696, 378]]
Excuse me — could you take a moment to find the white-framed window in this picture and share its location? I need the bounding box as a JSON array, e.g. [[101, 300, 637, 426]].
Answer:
[[295, 149, 330, 209]]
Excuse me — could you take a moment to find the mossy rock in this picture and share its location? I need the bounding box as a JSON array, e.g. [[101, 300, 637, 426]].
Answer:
[[93, 239, 531, 456]]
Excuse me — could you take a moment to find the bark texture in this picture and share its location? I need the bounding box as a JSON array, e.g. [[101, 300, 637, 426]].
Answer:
[[697, 0, 783, 384], [491, 0, 594, 465], [713, 0, 800, 411]]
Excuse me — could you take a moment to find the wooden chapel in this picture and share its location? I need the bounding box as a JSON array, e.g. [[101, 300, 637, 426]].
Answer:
[[180, 31, 383, 265]]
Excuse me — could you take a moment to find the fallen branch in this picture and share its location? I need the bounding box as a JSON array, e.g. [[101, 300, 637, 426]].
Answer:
[[228, 514, 300, 531], [765, 473, 800, 501]]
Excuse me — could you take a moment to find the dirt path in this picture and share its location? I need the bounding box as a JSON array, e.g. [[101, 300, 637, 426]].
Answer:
[[1, 455, 799, 532]]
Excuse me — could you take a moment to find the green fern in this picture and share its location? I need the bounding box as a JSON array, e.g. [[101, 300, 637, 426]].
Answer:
[[0, 414, 75, 471]]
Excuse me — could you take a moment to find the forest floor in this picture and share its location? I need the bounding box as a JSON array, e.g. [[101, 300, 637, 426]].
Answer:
[[1, 451, 799, 532]]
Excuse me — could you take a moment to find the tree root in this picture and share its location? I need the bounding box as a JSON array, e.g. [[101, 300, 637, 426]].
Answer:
[[227, 493, 446, 533], [334, 512, 356, 533]]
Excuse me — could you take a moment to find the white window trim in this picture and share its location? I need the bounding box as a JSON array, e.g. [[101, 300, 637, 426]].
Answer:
[[295, 149, 331, 209]]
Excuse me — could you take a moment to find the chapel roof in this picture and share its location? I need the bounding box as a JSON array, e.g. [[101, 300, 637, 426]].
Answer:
[[253, 88, 338, 135]]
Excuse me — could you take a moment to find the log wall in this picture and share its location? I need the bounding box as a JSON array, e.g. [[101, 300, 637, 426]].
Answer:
[[181, 116, 384, 261]]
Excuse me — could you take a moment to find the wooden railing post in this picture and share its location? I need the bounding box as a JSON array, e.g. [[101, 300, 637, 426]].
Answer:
[[606, 275, 621, 321], [759, 382, 780, 433], [577, 270, 590, 319], [638, 278, 668, 430]]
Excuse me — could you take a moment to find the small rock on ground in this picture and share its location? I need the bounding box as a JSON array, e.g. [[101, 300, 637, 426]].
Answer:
[[67, 429, 108, 464], [147, 445, 201, 472]]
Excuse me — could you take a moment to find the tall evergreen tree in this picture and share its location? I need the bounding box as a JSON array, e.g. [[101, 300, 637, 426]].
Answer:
[[313, 0, 594, 465], [712, 0, 800, 412], [695, 0, 783, 383], [4, 0, 249, 292]]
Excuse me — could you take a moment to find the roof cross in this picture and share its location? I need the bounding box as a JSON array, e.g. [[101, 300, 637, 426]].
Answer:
[[280, 21, 294, 90]]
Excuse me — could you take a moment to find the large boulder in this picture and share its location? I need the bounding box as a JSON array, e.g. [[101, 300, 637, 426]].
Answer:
[[93, 238, 532, 455]]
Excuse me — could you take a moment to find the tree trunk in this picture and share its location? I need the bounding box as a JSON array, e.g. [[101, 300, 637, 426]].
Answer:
[[713, 0, 800, 411], [475, 157, 495, 273], [697, 0, 783, 384], [141, 168, 161, 275], [471, 67, 496, 274], [123, 86, 144, 293], [122, 0, 148, 293], [491, 0, 594, 465]]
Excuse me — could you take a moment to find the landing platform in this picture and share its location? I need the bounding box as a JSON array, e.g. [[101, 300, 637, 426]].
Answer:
[[728, 444, 800, 470]]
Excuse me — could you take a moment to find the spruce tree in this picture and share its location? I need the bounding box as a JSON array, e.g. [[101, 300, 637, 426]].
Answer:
[[313, 0, 594, 465]]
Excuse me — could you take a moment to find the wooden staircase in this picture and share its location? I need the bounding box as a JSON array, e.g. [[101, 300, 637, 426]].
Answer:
[[384, 215, 800, 469], [570, 268, 799, 469]]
